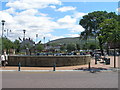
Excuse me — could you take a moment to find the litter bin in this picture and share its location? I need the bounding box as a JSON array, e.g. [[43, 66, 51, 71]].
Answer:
[[105, 58, 110, 65]]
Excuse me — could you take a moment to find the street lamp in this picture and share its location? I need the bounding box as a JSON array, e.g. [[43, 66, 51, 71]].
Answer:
[[6, 29, 11, 37], [1, 20, 5, 55], [36, 34, 38, 43], [114, 29, 117, 68], [43, 37, 45, 48], [23, 30, 26, 41], [4, 29, 11, 38]]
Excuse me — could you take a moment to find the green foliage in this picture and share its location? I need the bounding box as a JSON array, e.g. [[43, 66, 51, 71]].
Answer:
[[14, 39, 20, 53], [60, 46, 66, 51], [79, 11, 117, 39], [79, 11, 118, 55], [76, 43, 80, 50], [3, 38, 14, 49], [88, 42, 99, 50], [81, 42, 98, 50], [66, 43, 76, 52], [0, 37, 14, 53], [99, 18, 120, 43], [36, 44, 44, 52]]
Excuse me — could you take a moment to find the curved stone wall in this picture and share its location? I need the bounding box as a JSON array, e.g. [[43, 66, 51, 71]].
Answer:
[[7, 55, 91, 67]]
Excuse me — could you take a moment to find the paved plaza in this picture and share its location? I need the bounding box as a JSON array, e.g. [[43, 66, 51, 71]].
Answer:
[[2, 71, 118, 88]]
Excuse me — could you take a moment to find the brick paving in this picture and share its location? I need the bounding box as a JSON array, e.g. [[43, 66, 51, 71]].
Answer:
[[0, 56, 119, 71]]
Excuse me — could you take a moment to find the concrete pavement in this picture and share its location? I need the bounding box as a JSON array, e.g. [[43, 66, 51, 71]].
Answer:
[[2, 71, 118, 88]]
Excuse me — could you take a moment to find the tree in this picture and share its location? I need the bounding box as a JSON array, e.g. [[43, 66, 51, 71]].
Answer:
[[99, 18, 120, 54], [88, 42, 99, 50], [89, 44, 96, 50], [76, 43, 80, 51], [60, 46, 66, 51], [14, 39, 20, 53], [2, 37, 14, 54], [66, 43, 76, 52], [36, 44, 44, 52], [79, 11, 117, 55]]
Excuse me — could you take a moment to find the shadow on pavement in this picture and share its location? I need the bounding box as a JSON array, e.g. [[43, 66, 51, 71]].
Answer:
[[74, 67, 108, 73]]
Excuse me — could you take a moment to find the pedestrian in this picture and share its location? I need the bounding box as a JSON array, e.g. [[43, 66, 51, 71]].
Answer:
[[90, 52, 94, 57], [3, 60, 8, 68], [1, 55, 5, 66], [0, 59, 2, 67]]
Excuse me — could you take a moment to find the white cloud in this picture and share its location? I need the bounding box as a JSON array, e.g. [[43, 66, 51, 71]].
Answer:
[[4, 8, 48, 16], [0, 10, 85, 42], [0, 11, 15, 24], [1, 0, 86, 42], [116, 8, 120, 12], [57, 6, 76, 12], [6, 0, 61, 10], [70, 25, 85, 33], [38, 13, 48, 17], [4, 8, 16, 14], [57, 15, 85, 33], [66, 34, 80, 37], [73, 12, 87, 19], [45, 34, 64, 40], [57, 15, 76, 24], [16, 9, 39, 16], [0, 10, 59, 41], [49, 5, 56, 9], [36, 33, 64, 42]]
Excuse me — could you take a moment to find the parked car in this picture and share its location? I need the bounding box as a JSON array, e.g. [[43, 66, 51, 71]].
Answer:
[[54, 53, 62, 56]]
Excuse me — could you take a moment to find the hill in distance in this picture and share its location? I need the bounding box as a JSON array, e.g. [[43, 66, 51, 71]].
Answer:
[[47, 37, 96, 45]]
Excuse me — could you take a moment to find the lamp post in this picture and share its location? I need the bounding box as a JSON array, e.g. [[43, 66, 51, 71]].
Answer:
[[114, 30, 117, 68], [36, 34, 38, 43], [23, 30, 26, 41], [4, 29, 11, 38], [6, 29, 11, 37], [43, 37, 45, 48], [1, 20, 5, 55]]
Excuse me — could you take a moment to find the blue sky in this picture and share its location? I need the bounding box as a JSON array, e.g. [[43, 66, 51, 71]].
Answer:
[[0, 0, 119, 43]]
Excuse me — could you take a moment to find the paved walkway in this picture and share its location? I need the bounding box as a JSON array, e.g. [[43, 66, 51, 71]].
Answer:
[[2, 71, 118, 88], [0, 56, 119, 71]]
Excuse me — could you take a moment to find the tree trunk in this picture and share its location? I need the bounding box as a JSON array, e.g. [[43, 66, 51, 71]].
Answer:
[[98, 38, 104, 56], [106, 42, 109, 55]]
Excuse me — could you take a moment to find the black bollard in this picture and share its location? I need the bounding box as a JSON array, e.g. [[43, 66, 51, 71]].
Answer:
[[88, 62, 91, 70], [18, 62, 21, 71], [53, 63, 56, 71]]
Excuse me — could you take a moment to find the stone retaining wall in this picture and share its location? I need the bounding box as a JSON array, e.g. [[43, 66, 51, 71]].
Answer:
[[8, 55, 91, 67]]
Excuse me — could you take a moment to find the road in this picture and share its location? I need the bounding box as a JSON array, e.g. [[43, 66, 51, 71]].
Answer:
[[2, 71, 118, 88]]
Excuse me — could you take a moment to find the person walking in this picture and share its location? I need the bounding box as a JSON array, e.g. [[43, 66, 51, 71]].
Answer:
[[3, 60, 8, 68], [1, 52, 8, 68]]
